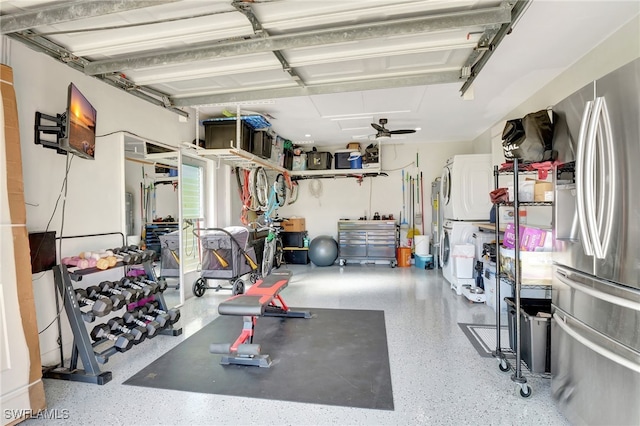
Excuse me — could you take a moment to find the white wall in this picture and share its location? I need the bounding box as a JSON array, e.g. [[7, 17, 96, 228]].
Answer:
[[6, 40, 196, 364], [478, 15, 640, 163]]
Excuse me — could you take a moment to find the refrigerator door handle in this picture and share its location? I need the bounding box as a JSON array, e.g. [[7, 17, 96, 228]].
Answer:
[[594, 97, 616, 259], [584, 98, 602, 256], [555, 268, 640, 311], [575, 100, 595, 256], [553, 313, 640, 373]]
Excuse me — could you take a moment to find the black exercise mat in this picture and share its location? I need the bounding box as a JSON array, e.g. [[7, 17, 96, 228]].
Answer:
[[125, 308, 394, 410], [458, 323, 509, 358]]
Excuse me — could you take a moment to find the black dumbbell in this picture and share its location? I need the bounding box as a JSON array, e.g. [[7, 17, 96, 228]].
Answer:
[[128, 245, 157, 262], [135, 307, 170, 329], [118, 277, 153, 298], [137, 276, 167, 292], [145, 301, 180, 324], [75, 289, 112, 317], [105, 247, 133, 264], [90, 324, 134, 352], [123, 311, 161, 338], [87, 285, 125, 310], [108, 280, 143, 302], [131, 277, 159, 294], [107, 317, 146, 345], [98, 281, 138, 304], [112, 247, 142, 264]]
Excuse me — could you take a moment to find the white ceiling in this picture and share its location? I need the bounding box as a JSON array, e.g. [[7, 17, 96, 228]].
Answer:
[[1, 0, 638, 147]]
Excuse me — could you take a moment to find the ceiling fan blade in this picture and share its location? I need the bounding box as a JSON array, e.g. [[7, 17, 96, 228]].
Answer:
[[390, 129, 416, 134], [371, 123, 385, 132]]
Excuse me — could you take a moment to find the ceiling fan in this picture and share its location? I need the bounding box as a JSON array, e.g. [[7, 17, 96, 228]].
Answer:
[[371, 118, 416, 139]]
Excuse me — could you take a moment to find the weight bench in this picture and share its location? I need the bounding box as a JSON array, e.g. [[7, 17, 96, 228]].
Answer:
[[209, 269, 310, 368]]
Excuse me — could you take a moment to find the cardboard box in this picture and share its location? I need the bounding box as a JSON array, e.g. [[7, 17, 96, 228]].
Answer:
[[346, 142, 361, 150], [281, 218, 306, 232], [534, 181, 554, 201]]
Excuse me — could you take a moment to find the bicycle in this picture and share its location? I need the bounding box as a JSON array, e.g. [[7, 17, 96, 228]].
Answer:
[[256, 179, 286, 277], [260, 219, 284, 277]]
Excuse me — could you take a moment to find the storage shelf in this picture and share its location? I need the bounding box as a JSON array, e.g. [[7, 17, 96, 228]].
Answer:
[[194, 147, 287, 173], [290, 165, 385, 179], [499, 201, 553, 207]]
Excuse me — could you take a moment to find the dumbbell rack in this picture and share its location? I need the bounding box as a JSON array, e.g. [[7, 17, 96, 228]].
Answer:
[[43, 255, 182, 385]]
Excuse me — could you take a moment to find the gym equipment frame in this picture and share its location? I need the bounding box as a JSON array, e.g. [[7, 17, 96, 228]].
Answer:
[[42, 232, 182, 385], [209, 269, 310, 368]]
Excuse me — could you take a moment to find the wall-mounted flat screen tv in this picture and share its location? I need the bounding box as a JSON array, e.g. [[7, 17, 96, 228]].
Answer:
[[60, 83, 97, 160]]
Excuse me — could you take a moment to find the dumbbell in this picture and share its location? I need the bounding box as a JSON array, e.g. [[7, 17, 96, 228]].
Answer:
[[137, 276, 167, 292], [123, 311, 161, 338], [62, 256, 94, 270], [128, 245, 157, 262], [131, 277, 160, 294], [95, 249, 132, 265], [107, 280, 143, 303], [111, 247, 142, 264], [134, 307, 170, 329], [75, 289, 112, 317], [98, 281, 139, 304], [90, 324, 134, 352], [80, 251, 118, 270], [117, 277, 154, 298], [107, 317, 146, 345], [145, 301, 180, 325], [87, 285, 125, 310]]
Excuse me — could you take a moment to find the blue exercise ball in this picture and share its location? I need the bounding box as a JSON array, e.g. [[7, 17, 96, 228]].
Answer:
[[308, 235, 338, 266]]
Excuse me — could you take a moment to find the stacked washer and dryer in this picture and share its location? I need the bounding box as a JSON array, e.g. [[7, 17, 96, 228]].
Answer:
[[439, 154, 493, 295]]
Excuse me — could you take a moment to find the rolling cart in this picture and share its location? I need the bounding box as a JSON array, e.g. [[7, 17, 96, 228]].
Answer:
[[192, 226, 260, 297], [158, 230, 181, 290]]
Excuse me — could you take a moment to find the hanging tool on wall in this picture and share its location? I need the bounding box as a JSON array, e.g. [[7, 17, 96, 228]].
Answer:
[[420, 172, 425, 236], [401, 169, 407, 225]]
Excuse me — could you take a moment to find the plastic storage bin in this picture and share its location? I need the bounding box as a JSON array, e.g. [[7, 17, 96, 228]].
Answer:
[[334, 150, 351, 169], [483, 262, 512, 313], [283, 247, 309, 264], [414, 254, 434, 269], [453, 244, 475, 278], [505, 297, 551, 373], [203, 119, 253, 151], [307, 151, 333, 170], [252, 131, 272, 159], [499, 246, 553, 285]]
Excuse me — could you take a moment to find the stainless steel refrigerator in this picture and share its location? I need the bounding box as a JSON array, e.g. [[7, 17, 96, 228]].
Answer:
[[551, 58, 640, 425]]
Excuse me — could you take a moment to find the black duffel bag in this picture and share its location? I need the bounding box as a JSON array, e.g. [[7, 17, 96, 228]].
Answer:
[[502, 110, 555, 163]]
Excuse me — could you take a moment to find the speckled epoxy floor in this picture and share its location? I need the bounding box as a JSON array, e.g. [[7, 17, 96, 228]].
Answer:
[[28, 265, 569, 425]]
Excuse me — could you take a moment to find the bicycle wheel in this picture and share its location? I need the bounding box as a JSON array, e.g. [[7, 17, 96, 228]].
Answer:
[[251, 167, 269, 209], [274, 173, 286, 207], [261, 240, 274, 277], [274, 238, 284, 269]]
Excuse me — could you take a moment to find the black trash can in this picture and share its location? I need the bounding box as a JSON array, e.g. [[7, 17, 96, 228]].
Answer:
[[505, 297, 552, 373]]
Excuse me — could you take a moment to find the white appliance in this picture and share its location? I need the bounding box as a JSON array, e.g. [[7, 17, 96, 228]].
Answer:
[[440, 154, 493, 221], [440, 220, 478, 294]]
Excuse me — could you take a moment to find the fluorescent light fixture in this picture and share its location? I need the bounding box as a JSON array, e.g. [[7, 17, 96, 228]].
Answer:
[[293, 140, 315, 145], [304, 134, 312, 138], [203, 100, 276, 107], [323, 110, 411, 119], [329, 115, 373, 122], [415, 127, 422, 131]]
